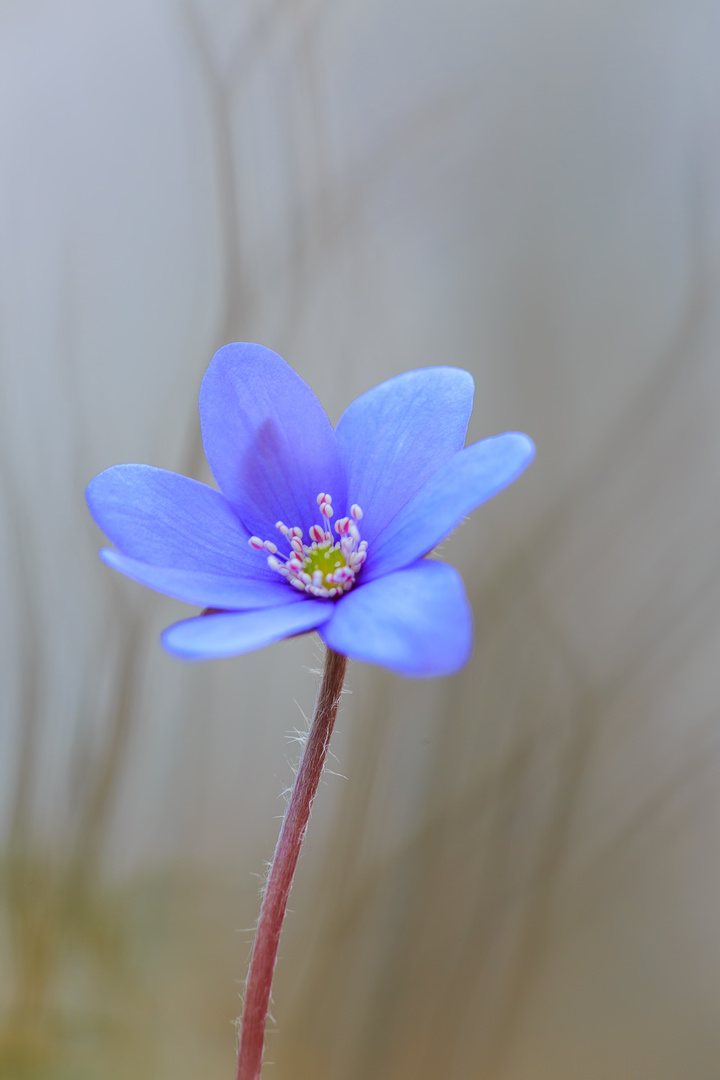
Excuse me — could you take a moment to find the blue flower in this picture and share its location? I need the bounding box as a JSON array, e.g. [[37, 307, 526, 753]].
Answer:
[[86, 343, 534, 677]]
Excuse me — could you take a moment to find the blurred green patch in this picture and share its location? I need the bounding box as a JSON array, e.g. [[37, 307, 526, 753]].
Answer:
[[0, 854, 248, 1080]]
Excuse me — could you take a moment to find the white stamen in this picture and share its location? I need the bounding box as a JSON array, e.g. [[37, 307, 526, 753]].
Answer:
[[249, 493, 366, 599]]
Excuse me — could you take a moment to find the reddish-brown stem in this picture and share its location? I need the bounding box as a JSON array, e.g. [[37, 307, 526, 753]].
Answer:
[[235, 647, 348, 1080]]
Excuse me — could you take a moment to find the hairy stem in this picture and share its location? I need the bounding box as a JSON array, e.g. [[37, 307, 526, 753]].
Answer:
[[236, 647, 348, 1080]]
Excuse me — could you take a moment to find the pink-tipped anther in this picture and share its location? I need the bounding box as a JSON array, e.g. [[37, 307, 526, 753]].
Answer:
[[249, 494, 366, 600]]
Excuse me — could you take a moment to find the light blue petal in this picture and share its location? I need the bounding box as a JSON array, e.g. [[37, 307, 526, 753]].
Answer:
[[364, 432, 535, 580], [335, 367, 474, 544], [320, 560, 472, 677], [100, 550, 302, 610], [86, 463, 272, 580], [199, 342, 346, 539], [162, 600, 332, 660]]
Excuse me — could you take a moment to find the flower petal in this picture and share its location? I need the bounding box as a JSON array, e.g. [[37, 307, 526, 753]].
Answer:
[[100, 549, 302, 610], [335, 367, 474, 543], [364, 432, 535, 581], [86, 463, 272, 579], [162, 600, 332, 661], [199, 342, 346, 538], [320, 560, 472, 677]]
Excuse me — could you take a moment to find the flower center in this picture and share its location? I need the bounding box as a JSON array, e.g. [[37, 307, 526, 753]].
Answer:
[[248, 493, 367, 599]]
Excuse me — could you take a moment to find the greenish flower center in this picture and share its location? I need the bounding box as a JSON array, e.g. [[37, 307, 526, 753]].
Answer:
[[302, 541, 349, 589]]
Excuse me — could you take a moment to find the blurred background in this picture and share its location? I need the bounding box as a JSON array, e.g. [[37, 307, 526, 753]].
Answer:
[[2, 0, 720, 1077]]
